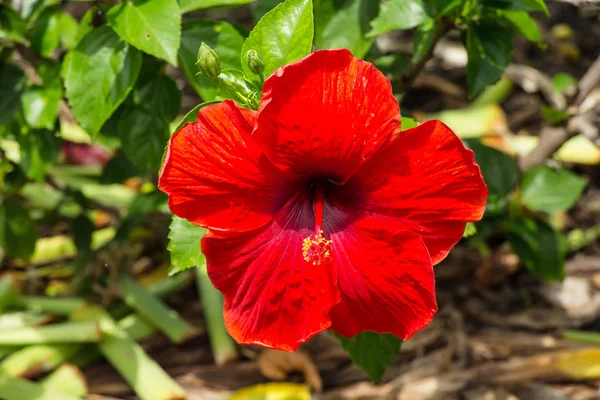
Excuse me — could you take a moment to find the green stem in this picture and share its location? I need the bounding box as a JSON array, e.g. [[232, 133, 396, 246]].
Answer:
[[564, 330, 600, 345], [0, 312, 53, 330], [0, 321, 101, 345], [72, 306, 186, 400], [11, 296, 86, 315], [40, 364, 88, 398], [0, 373, 80, 400], [0, 275, 17, 313], [197, 267, 237, 366], [118, 274, 199, 343], [0, 344, 81, 378]]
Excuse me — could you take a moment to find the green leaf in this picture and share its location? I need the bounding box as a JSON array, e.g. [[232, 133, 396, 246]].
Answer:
[[521, 166, 587, 213], [133, 73, 182, 121], [468, 141, 519, 197], [241, 0, 314, 82], [118, 108, 170, 170], [16, 129, 63, 182], [466, 20, 513, 98], [217, 69, 261, 108], [0, 5, 28, 45], [424, 0, 461, 17], [481, 0, 548, 15], [412, 20, 436, 62], [336, 332, 402, 383], [179, 19, 245, 101], [179, 0, 254, 13], [62, 26, 142, 135], [0, 197, 38, 260], [253, 0, 284, 20], [73, 214, 94, 255], [174, 101, 219, 132], [541, 105, 569, 124], [73, 8, 95, 45], [100, 151, 141, 184], [314, 0, 378, 59], [463, 222, 477, 237], [552, 73, 577, 94], [21, 81, 62, 130], [401, 115, 419, 130], [167, 215, 206, 275], [500, 10, 542, 45], [508, 217, 565, 281], [0, 64, 26, 126], [107, 0, 181, 66], [57, 12, 78, 50], [368, 0, 431, 37], [30, 8, 61, 57]]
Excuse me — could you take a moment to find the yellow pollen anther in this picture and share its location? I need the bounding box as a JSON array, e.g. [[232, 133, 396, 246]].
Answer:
[[302, 230, 333, 265]]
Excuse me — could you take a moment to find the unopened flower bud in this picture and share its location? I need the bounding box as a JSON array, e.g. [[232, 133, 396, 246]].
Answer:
[[245, 50, 265, 76], [196, 43, 221, 79]]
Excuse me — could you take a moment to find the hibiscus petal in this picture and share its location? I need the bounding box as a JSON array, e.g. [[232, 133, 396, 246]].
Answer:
[[342, 120, 488, 264], [158, 100, 292, 232], [202, 191, 340, 352], [328, 219, 436, 339], [253, 49, 401, 184]]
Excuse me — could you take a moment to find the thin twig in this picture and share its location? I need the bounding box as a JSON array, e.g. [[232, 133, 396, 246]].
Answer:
[[397, 19, 453, 94]]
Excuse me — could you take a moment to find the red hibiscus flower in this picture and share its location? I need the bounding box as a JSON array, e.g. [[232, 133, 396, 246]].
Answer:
[[159, 49, 487, 351]]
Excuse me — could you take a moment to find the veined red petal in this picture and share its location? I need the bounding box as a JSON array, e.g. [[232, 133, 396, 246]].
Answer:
[[253, 49, 401, 184], [328, 219, 437, 339], [158, 100, 292, 232], [202, 190, 340, 352], [342, 120, 488, 264]]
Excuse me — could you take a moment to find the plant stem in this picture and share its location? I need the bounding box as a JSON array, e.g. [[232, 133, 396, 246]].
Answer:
[[397, 19, 453, 93], [0, 312, 54, 330], [0, 275, 18, 313], [564, 330, 600, 345], [0, 344, 81, 378], [118, 274, 199, 343], [40, 364, 88, 398], [196, 267, 237, 366], [72, 306, 186, 400], [0, 321, 101, 345], [0, 373, 79, 400], [11, 296, 86, 315]]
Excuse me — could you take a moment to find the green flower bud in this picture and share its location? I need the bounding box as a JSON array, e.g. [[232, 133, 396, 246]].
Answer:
[[245, 50, 265, 76], [196, 43, 221, 79]]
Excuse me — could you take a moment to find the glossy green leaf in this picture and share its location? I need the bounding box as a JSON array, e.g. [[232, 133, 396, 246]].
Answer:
[[368, 0, 431, 37], [500, 10, 542, 45], [174, 101, 219, 132], [16, 129, 63, 182], [241, 0, 313, 82], [62, 26, 142, 135], [314, 0, 378, 59], [107, 0, 181, 66], [167, 215, 206, 275], [468, 141, 519, 197], [21, 81, 62, 130], [217, 69, 261, 108], [521, 166, 587, 213], [133, 73, 181, 121], [481, 0, 548, 15], [57, 12, 78, 49], [336, 332, 402, 383], [0, 5, 28, 45], [0, 198, 38, 260], [179, 0, 254, 13], [412, 20, 436, 62], [118, 108, 169, 170], [424, 0, 461, 17], [179, 20, 245, 101], [466, 21, 513, 98], [509, 217, 565, 281]]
